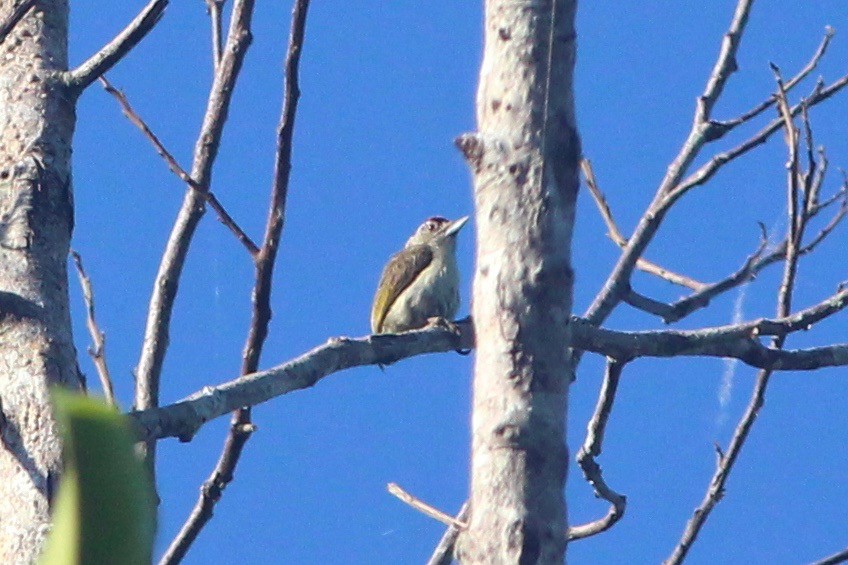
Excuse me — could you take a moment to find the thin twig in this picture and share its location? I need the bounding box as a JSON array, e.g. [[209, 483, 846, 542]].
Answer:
[[808, 172, 844, 216], [135, 0, 257, 494], [571, 358, 627, 540], [205, 0, 225, 67], [70, 251, 117, 407], [582, 159, 706, 291], [714, 26, 834, 133], [627, 175, 846, 324], [657, 227, 768, 323], [387, 483, 467, 529], [99, 76, 259, 256], [66, 0, 169, 93], [426, 503, 469, 565], [665, 66, 812, 564], [802, 184, 848, 252], [810, 546, 848, 565], [157, 1, 311, 562], [0, 0, 36, 46], [672, 73, 848, 200]]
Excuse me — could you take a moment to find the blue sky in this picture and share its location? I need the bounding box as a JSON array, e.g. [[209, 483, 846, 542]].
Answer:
[[69, 1, 847, 563]]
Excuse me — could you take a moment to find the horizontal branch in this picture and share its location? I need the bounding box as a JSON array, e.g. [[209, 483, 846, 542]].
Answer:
[[130, 320, 474, 441], [130, 289, 848, 442]]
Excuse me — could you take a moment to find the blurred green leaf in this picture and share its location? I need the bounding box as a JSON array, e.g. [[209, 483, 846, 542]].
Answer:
[[40, 390, 155, 565]]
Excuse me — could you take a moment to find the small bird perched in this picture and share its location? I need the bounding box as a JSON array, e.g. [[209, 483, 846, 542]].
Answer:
[[371, 216, 468, 334]]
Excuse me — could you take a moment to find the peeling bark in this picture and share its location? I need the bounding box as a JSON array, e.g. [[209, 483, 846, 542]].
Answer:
[[456, 0, 580, 563], [0, 0, 81, 560]]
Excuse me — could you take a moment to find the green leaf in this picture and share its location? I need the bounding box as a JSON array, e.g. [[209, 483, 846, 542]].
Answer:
[[40, 389, 156, 565]]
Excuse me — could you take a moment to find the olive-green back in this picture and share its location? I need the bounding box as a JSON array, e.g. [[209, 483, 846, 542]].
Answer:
[[371, 244, 433, 333]]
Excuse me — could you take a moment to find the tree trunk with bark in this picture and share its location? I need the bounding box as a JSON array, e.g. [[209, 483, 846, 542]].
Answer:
[[0, 0, 81, 561], [455, 0, 580, 562]]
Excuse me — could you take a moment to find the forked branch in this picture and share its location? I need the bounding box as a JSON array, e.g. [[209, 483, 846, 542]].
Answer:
[[70, 251, 117, 407], [665, 66, 817, 564], [571, 358, 627, 540], [99, 76, 259, 256], [158, 1, 312, 562]]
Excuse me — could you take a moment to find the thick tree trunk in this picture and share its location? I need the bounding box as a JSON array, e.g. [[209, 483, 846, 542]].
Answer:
[[456, 0, 579, 562], [0, 0, 80, 561]]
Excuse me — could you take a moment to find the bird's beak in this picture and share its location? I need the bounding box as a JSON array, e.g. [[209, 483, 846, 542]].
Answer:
[[444, 215, 469, 237]]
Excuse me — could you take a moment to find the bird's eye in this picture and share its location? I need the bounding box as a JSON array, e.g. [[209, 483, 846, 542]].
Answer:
[[427, 222, 437, 231]]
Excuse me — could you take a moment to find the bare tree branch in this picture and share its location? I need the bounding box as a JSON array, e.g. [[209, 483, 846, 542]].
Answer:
[[571, 358, 626, 540], [99, 76, 259, 257], [158, 1, 311, 562], [134, 0, 256, 486], [582, 159, 706, 291], [426, 503, 469, 565], [672, 74, 848, 200], [627, 172, 847, 324], [129, 298, 848, 444], [387, 483, 467, 529], [811, 546, 848, 565], [628, 227, 767, 323], [665, 67, 813, 564], [131, 321, 473, 442], [0, 0, 36, 46], [66, 0, 169, 93], [584, 19, 848, 327], [205, 0, 225, 67], [584, 0, 756, 325], [70, 250, 117, 407], [713, 26, 834, 134]]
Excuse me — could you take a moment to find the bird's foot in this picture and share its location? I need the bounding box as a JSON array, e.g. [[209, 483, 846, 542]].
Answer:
[[426, 316, 458, 332], [426, 317, 471, 355]]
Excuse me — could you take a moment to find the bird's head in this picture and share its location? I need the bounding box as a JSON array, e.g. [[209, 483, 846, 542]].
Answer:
[[405, 216, 469, 248]]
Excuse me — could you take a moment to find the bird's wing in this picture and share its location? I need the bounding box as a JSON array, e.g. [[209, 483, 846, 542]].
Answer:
[[371, 244, 433, 333]]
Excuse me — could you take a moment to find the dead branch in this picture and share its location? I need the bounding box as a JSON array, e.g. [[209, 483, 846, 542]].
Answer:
[[205, 0, 226, 67], [70, 251, 117, 407], [628, 227, 767, 323], [129, 300, 848, 444], [66, 0, 169, 92], [426, 503, 470, 565], [810, 546, 848, 565], [582, 159, 706, 291], [157, 1, 311, 562], [584, 0, 757, 325], [628, 171, 847, 324], [713, 26, 834, 135], [387, 483, 467, 529], [134, 0, 257, 488], [665, 66, 814, 564], [99, 76, 259, 256], [571, 358, 627, 540], [672, 73, 848, 200]]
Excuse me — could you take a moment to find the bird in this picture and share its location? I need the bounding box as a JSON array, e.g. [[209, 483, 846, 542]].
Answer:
[[371, 216, 468, 334]]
